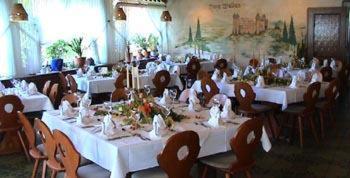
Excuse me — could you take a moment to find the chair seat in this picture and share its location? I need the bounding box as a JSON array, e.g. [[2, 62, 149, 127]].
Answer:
[[199, 151, 237, 170], [57, 164, 110, 178], [283, 104, 305, 115], [315, 101, 327, 109], [251, 104, 272, 113], [131, 167, 167, 178]]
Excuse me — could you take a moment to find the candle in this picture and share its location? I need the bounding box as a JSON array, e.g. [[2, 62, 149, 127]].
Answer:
[[136, 68, 140, 90], [132, 67, 137, 89], [126, 65, 130, 88]]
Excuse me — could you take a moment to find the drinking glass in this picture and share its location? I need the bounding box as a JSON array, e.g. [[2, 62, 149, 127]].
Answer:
[[170, 89, 177, 104], [144, 85, 151, 96]]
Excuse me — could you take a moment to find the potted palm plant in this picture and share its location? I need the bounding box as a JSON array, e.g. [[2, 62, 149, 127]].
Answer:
[[68, 37, 86, 68], [45, 40, 69, 71]]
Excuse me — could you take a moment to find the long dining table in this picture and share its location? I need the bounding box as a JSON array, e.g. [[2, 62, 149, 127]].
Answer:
[[42, 101, 271, 178]]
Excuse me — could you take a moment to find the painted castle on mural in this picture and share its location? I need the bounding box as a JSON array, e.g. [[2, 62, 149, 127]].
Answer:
[[231, 13, 268, 35]]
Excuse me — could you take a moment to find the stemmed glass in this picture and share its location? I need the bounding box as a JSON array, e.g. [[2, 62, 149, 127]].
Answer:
[[74, 92, 82, 107], [169, 89, 177, 104], [144, 85, 151, 96]]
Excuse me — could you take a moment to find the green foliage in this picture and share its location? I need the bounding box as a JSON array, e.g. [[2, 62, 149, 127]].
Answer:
[[45, 40, 69, 59], [288, 17, 297, 46], [195, 18, 202, 40], [188, 26, 193, 43], [132, 34, 159, 50], [147, 34, 159, 51], [282, 21, 289, 43], [68, 37, 84, 57]]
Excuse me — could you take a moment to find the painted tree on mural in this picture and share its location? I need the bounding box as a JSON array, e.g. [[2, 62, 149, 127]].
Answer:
[[188, 26, 193, 44], [289, 17, 297, 46], [282, 21, 289, 43]]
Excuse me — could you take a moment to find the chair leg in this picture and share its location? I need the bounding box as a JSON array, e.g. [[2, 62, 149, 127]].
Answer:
[[329, 109, 336, 127], [309, 116, 319, 144], [319, 110, 325, 139], [42, 160, 47, 178], [31, 159, 40, 178], [201, 166, 208, 178], [298, 117, 304, 148], [17, 130, 30, 161], [267, 112, 276, 139], [245, 170, 252, 178], [290, 118, 297, 144]]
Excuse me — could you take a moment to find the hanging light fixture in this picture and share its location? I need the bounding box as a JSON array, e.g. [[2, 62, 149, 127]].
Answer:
[[161, 10, 172, 22], [10, 3, 28, 22], [115, 5, 126, 21]]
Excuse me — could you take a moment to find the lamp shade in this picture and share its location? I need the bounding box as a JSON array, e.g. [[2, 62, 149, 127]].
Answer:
[[10, 3, 28, 22], [161, 10, 172, 22], [115, 7, 126, 21]]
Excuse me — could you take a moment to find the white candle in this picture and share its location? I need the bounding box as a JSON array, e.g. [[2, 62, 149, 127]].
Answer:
[[136, 68, 140, 90], [126, 66, 130, 88]]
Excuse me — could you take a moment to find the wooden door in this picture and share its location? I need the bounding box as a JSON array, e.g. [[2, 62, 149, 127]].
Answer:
[[307, 7, 348, 62]]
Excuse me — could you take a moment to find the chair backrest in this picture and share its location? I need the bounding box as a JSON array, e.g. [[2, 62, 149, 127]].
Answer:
[[114, 70, 126, 89], [215, 59, 228, 70], [249, 58, 259, 68], [196, 70, 210, 81], [200, 77, 219, 105], [53, 130, 80, 178], [66, 74, 78, 93], [186, 58, 201, 77], [157, 131, 200, 178], [42, 80, 51, 96], [303, 82, 321, 115], [0, 95, 24, 130], [17, 111, 36, 150], [234, 82, 256, 112], [111, 88, 127, 102], [49, 83, 59, 107], [35, 119, 63, 170], [61, 93, 78, 107], [230, 118, 263, 172], [58, 72, 68, 93], [152, 70, 171, 96], [320, 67, 333, 82], [324, 79, 339, 106]]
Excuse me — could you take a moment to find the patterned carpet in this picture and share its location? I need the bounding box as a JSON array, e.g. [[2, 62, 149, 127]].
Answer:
[[0, 93, 349, 178]]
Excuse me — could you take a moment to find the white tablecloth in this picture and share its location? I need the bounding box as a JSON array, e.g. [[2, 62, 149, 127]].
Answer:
[[174, 61, 215, 74], [2, 88, 54, 113], [42, 105, 270, 178], [191, 81, 328, 110]]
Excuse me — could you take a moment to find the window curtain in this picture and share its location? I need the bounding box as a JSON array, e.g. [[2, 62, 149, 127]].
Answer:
[[0, 0, 24, 78], [22, 0, 109, 65]]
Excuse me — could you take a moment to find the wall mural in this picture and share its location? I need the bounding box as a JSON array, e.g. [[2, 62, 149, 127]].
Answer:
[[167, 0, 342, 64]]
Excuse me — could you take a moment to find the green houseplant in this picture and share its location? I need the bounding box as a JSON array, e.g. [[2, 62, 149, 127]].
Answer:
[[68, 37, 85, 68], [45, 40, 69, 71]]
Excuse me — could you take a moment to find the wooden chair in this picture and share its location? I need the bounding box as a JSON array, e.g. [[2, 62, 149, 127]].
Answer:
[[338, 64, 350, 96], [249, 58, 259, 69], [320, 67, 333, 82], [49, 83, 59, 108], [36, 119, 64, 178], [114, 70, 132, 89], [186, 58, 201, 80], [215, 59, 228, 70], [111, 89, 127, 102], [234, 82, 276, 138], [152, 70, 171, 97], [18, 112, 47, 178], [132, 131, 200, 178], [282, 82, 321, 148], [66, 74, 78, 93], [200, 118, 263, 178], [197, 70, 210, 81], [42, 80, 52, 96], [58, 72, 68, 94], [200, 78, 219, 105], [53, 130, 110, 178], [0, 95, 26, 156], [61, 93, 78, 107], [317, 79, 339, 138]]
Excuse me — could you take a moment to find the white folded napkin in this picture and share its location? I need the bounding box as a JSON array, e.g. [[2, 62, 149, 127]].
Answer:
[[211, 69, 220, 81], [220, 99, 236, 120], [188, 89, 201, 112], [255, 75, 265, 88], [159, 89, 171, 106], [21, 80, 28, 90], [330, 59, 336, 71], [310, 72, 323, 83], [149, 114, 168, 139], [207, 105, 221, 127], [0, 82, 5, 91], [289, 76, 299, 88], [297, 70, 306, 81], [77, 108, 91, 125], [77, 68, 84, 77], [165, 55, 172, 64], [309, 58, 320, 72], [243, 66, 253, 76], [171, 65, 180, 75], [101, 114, 118, 136], [277, 57, 282, 64], [146, 62, 157, 75], [220, 73, 228, 84], [86, 68, 96, 76], [60, 100, 76, 117], [156, 63, 167, 73], [27, 82, 38, 95], [287, 62, 293, 70], [185, 57, 191, 64], [80, 93, 92, 109], [323, 59, 329, 68], [100, 67, 108, 74]]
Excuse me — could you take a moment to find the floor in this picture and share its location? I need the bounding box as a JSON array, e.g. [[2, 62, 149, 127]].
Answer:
[[0, 91, 349, 178]]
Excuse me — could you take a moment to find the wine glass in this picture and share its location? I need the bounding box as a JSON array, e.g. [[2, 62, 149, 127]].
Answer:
[[74, 92, 82, 107], [213, 98, 220, 108], [144, 85, 151, 96], [170, 89, 177, 104]]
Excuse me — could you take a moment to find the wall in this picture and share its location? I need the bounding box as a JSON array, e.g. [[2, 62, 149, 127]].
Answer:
[[167, 0, 343, 65]]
